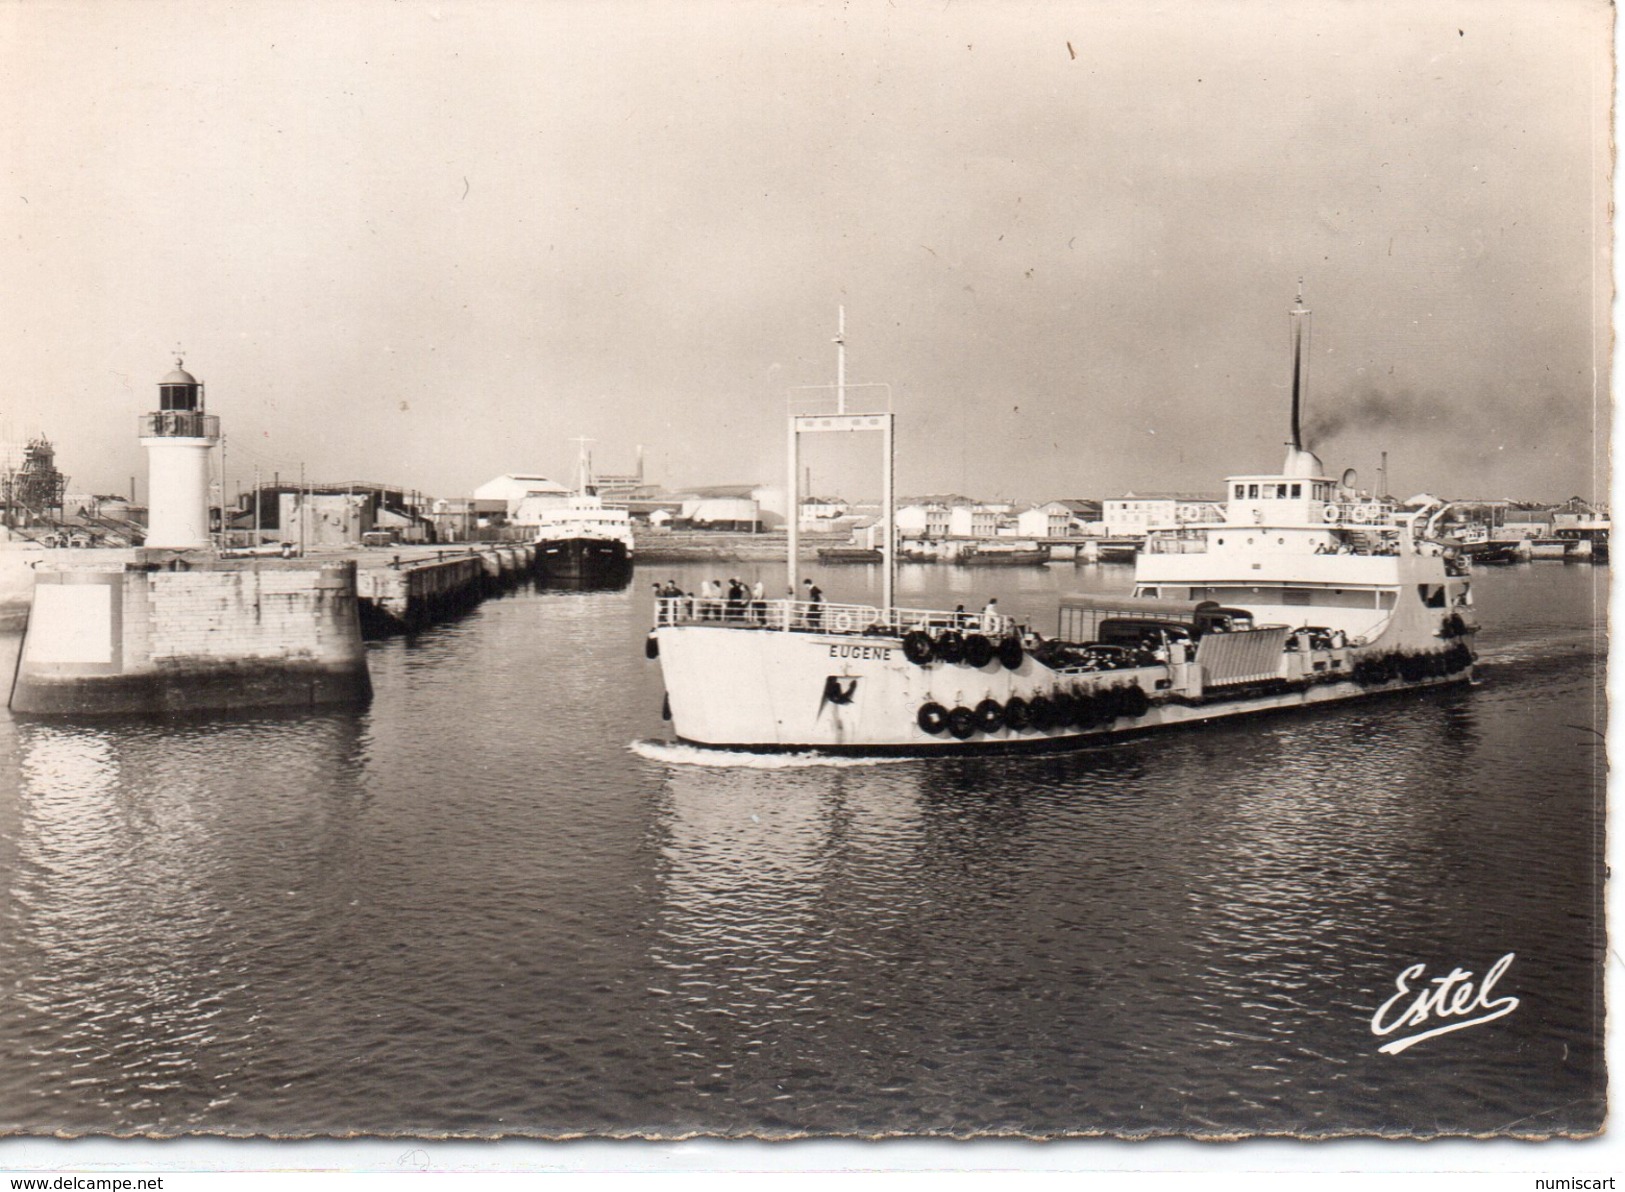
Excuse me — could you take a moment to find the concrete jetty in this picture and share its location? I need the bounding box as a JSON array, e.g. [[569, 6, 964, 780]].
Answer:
[[353, 544, 537, 636], [4, 542, 539, 716], [10, 553, 372, 716]]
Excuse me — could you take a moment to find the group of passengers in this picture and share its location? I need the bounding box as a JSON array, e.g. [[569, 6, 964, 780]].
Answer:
[[941, 598, 1004, 635], [654, 578, 769, 623]]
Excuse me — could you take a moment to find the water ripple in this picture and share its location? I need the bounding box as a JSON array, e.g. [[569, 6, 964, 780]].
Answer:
[[0, 563, 1604, 1138]]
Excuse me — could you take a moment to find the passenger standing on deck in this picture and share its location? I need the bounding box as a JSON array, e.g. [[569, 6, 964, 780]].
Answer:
[[980, 597, 1000, 634], [750, 579, 766, 624], [804, 578, 824, 630], [726, 578, 744, 621]]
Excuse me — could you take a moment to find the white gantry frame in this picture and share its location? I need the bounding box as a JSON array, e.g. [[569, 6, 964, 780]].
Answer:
[[785, 384, 895, 612]]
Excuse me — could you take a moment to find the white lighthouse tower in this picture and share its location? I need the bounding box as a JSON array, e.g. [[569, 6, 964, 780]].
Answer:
[[139, 356, 220, 550]]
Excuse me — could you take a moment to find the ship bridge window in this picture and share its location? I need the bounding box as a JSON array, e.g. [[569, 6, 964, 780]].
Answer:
[[1248, 484, 1260, 498], [1234, 484, 1246, 499], [1290, 484, 1302, 498]]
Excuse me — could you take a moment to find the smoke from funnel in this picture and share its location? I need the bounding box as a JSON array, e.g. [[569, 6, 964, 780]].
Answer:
[[1304, 387, 1441, 445]]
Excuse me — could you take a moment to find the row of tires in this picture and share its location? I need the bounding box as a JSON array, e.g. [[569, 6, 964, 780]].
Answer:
[[917, 683, 1152, 739], [902, 629, 1024, 669], [1352, 643, 1474, 686]]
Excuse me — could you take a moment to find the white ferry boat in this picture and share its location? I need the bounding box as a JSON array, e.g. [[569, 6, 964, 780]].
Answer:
[[526, 440, 635, 585], [645, 298, 1477, 753]]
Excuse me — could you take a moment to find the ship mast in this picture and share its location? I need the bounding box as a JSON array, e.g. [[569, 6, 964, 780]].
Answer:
[[1289, 278, 1309, 451], [1283, 281, 1321, 478], [835, 305, 846, 414], [786, 311, 896, 611], [570, 435, 594, 495]]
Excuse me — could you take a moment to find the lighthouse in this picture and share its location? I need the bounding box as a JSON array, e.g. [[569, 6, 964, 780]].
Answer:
[[139, 356, 220, 550]]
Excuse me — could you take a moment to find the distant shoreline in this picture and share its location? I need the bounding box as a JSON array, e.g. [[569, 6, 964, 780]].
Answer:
[[633, 531, 840, 564]]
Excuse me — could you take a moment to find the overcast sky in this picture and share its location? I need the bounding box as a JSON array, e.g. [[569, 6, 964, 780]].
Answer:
[[2, 0, 1611, 505]]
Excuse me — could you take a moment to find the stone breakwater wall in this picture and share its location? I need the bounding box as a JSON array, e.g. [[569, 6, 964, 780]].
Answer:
[[10, 557, 372, 716], [354, 545, 535, 635], [6, 544, 540, 715]]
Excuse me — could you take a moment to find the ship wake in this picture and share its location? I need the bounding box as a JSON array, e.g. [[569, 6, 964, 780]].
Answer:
[[629, 739, 917, 769]]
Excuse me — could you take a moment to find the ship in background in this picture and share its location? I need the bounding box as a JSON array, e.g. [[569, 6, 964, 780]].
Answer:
[[528, 438, 634, 587], [644, 294, 1478, 753]]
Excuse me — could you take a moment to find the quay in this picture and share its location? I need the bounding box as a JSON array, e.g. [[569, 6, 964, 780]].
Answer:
[[5, 542, 539, 716], [9, 552, 372, 716], [635, 529, 834, 564], [353, 543, 537, 635]]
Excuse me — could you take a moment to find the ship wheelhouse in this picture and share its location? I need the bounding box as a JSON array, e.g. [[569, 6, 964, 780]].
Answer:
[[1133, 450, 1473, 643]]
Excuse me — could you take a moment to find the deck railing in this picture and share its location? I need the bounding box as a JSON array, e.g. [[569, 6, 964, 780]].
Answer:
[[1329, 502, 1400, 526], [655, 596, 1014, 637]]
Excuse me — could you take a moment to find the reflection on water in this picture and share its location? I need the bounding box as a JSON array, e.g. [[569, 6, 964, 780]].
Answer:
[[0, 561, 1605, 1137], [4, 715, 371, 1132]]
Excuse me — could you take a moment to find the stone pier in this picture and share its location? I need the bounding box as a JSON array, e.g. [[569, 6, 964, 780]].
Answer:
[[353, 544, 538, 636], [10, 555, 372, 716]]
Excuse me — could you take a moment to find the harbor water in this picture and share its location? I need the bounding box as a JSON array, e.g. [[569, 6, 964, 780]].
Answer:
[[0, 560, 1605, 1138]]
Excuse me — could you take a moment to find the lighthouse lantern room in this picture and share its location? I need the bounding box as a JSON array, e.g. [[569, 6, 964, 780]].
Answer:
[[139, 356, 220, 550]]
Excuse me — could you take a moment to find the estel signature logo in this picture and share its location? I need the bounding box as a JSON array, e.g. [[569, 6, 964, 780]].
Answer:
[[1370, 953, 1519, 1055]]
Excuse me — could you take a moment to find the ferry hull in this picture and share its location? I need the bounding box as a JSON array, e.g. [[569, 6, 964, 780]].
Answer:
[[536, 537, 632, 585], [654, 622, 1473, 754]]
